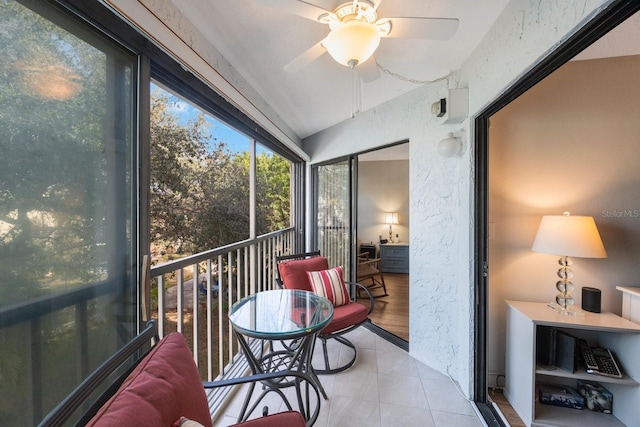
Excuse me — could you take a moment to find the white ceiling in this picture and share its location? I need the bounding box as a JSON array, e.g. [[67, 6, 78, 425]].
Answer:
[[170, 0, 511, 139], [349, 11, 640, 163], [169, 2, 639, 142]]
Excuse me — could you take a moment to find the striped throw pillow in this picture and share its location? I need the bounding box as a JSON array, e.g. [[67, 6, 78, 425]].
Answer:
[[306, 266, 350, 307]]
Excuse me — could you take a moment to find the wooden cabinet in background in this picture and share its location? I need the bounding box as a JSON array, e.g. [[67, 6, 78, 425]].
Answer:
[[380, 243, 409, 274]]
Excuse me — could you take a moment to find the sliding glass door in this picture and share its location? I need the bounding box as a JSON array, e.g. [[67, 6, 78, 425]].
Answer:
[[0, 1, 137, 424], [312, 158, 356, 279]]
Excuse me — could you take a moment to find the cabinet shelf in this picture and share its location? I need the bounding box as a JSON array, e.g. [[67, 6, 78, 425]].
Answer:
[[534, 402, 626, 427], [535, 365, 639, 386], [505, 300, 640, 427]]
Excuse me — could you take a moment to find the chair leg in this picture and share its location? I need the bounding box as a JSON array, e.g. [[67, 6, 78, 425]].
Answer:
[[377, 274, 388, 297], [315, 335, 357, 375], [366, 277, 388, 298], [356, 277, 389, 299], [321, 339, 330, 371]]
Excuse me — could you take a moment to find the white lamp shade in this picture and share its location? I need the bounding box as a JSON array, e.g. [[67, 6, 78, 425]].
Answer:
[[532, 214, 607, 258], [323, 20, 381, 66], [384, 212, 398, 225]]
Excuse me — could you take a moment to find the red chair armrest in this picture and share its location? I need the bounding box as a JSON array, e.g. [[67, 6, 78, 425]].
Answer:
[[230, 411, 305, 427]]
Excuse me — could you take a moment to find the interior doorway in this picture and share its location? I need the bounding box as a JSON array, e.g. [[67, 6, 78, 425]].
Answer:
[[311, 142, 410, 345], [473, 3, 640, 424], [357, 142, 410, 343]]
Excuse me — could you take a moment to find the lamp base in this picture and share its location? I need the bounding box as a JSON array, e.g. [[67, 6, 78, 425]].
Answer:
[[546, 302, 585, 317]]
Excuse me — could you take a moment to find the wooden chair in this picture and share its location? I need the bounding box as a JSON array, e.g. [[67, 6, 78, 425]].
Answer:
[[356, 252, 388, 298], [275, 251, 374, 374]]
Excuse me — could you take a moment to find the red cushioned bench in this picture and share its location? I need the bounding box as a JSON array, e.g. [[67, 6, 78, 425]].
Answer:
[[39, 320, 306, 427]]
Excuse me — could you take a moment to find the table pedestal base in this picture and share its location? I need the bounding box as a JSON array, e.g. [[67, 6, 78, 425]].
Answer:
[[235, 334, 325, 425]]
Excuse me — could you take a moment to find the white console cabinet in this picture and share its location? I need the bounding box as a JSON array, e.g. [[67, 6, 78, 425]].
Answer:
[[617, 286, 640, 324], [505, 300, 640, 427]]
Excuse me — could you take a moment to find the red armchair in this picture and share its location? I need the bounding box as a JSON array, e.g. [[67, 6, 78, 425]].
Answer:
[[276, 251, 374, 374]]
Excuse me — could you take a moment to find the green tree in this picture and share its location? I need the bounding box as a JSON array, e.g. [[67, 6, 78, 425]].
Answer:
[[0, 0, 110, 305], [194, 148, 250, 248], [150, 90, 210, 252], [149, 89, 291, 255], [1, 2, 132, 424], [256, 152, 291, 235]]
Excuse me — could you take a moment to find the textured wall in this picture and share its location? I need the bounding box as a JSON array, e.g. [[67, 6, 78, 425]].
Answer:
[[304, 0, 610, 397]]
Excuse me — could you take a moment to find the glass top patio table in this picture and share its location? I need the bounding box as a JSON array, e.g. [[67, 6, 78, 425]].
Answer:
[[228, 289, 333, 425], [229, 289, 333, 339]]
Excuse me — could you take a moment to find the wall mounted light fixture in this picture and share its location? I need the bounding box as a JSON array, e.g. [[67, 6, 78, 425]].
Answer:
[[438, 132, 463, 157]]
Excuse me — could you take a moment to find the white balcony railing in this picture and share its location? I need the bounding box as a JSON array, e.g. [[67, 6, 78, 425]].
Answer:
[[149, 227, 297, 383], [0, 227, 296, 424]]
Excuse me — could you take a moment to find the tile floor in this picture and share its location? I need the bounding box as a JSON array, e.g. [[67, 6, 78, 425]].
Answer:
[[214, 327, 486, 427]]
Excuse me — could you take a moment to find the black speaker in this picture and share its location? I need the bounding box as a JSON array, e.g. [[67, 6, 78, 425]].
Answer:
[[582, 287, 601, 313]]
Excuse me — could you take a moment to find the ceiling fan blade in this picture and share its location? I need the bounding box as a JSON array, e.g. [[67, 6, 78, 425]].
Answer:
[[359, 56, 380, 83], [284, 39, 327, 73], [255, 0, 330, 22], [370, 0, 383, 10], [384, 17, 459, 40]]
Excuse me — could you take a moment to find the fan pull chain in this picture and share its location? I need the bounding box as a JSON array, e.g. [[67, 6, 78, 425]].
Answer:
[[350, 60, 362, 118], [376, 60, 451, 85]]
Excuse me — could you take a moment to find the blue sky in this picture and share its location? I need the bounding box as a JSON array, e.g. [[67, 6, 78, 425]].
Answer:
[[152, 82, 268, 155]]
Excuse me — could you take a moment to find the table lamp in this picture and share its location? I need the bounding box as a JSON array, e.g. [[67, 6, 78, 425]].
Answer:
[[384, 212, 398, 243], [531, 212, 607, 314]]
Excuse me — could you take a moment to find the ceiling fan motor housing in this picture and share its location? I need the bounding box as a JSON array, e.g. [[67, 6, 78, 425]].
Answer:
[[333, 1, 377, 25], [320, 1, 392, 66], [277, 0, 458, 78]]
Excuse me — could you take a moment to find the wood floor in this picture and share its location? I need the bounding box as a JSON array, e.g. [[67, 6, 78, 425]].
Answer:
[[489, 388, 526, 426], [361, 272, 409, 341]]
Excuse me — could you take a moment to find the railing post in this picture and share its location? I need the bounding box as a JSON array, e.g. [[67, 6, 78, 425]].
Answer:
[[244, 245, 249, 297], [249, 243, 257, 296], [227, 251, 234, 368], [192, 262, 199, 367], [76, 301, 89, 382], [177, 268, 184, 333], [217, 254, 224, 375], [27, 318, 42, 425], [267, 239, 273, 291], [157, 275, 165, 337], [206, 258, 213, 381]]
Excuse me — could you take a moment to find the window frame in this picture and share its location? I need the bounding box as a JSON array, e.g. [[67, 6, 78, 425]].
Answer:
[[2, 0, 307, 422], [61, 0, 306, 293], [472, 1, 640, 424]]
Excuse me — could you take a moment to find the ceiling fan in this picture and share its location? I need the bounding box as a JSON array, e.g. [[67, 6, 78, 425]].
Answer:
[[256, 0, 459, 82]]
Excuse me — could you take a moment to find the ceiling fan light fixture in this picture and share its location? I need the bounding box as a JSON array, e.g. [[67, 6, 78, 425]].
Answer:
[[323, 20, 381, 67]]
